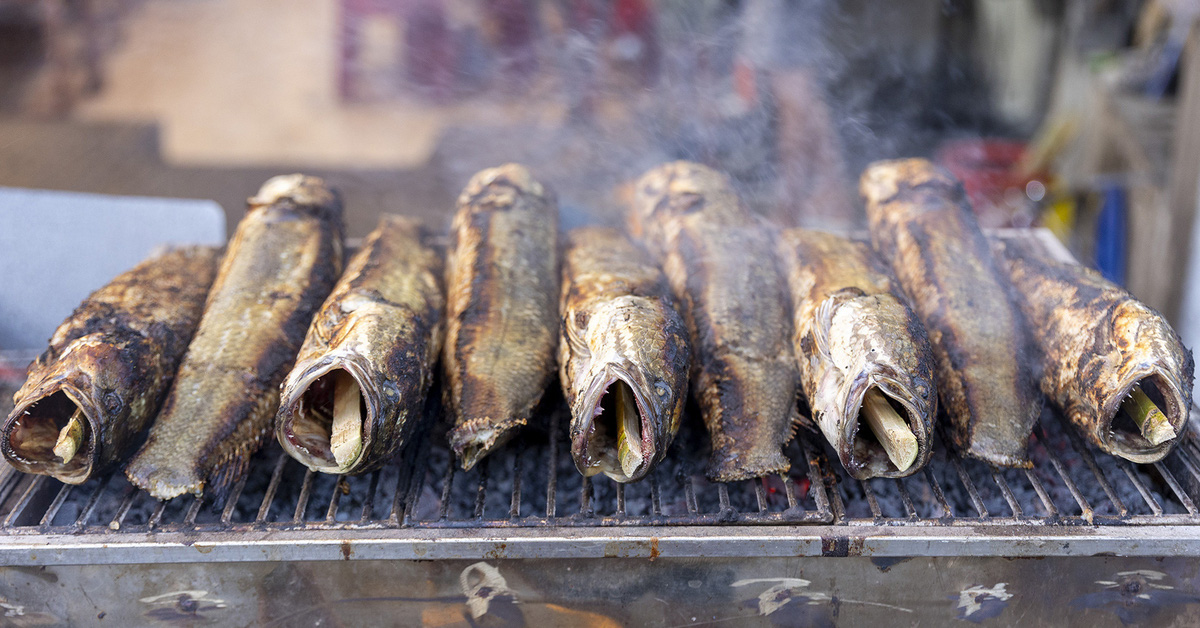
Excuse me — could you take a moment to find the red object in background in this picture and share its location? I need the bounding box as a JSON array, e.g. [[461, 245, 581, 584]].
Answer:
[[936, 139, 1043, 228]]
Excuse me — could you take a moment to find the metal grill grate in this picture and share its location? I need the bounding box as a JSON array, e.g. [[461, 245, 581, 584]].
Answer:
[[2, 400, 1199, 536]]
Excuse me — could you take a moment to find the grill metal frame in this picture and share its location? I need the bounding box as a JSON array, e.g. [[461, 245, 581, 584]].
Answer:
[[3, 229, 1200, 565]]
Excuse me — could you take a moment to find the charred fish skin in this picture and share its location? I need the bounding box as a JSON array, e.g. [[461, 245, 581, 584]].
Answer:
[[1, 247, 220, 484], [631, 161, 799, 482], [778, 229, 936, 479], [860, 159, 1043, 467], [444, 164, 560, 470], [559, 227, 690, 483], [126, 175, 344, 500], [276, 215, 445, 475], [996, 237, 1195, 462]]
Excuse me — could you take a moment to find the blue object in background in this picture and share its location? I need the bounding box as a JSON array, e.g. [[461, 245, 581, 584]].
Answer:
[[1094, 184, 1127, 286]]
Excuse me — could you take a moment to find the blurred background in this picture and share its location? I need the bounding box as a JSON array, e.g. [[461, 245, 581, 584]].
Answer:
[[0, 0, 1199, 346]]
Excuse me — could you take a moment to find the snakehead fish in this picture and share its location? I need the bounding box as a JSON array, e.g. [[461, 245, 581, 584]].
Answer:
[[276, 215, 444, 474], [860, 158, 1042, 467], [996, 236, 1194, 463], [2, 247, 219, 484], [126, 174, 344, 499], [629, 161, 799, 482], [559, 226, 690, 483], [444, 164, 559, 470], [778, 229, 936, 479]]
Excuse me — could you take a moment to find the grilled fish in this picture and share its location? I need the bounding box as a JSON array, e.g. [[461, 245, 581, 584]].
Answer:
[[126, 174, 344, 499], [276, 215, 444, 474], [2, 247, 219, 484], [444, 164, 559, 470], [629, 161, 799, 482], [860, 159, 1042, 467], [559, 227, 690, 482], [995, 236, 1195, 462], [778, 229, 936, 479]]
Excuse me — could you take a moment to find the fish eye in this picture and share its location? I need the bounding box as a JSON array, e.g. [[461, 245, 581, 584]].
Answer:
[[654, 382, 670, 398]]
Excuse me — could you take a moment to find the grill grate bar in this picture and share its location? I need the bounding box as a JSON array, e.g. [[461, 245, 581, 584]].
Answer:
[[989, 468, 1023, 517], [799, 435, 829, 516], [325, 479, 343, 523], [184, 496, 203, 525], [293, 469, 316, 523], [1024, 469, 1058, 518], [1116, 459, 1163, 515], [3, 475, 46, 528], [398, 435, 429, 526], [1172, 445, 1200, 484], [895, 479, 918, 519], [256, 453, 290, 523], [922, 467, 952, 518], [360, 470, 381, 523], [1062, 418, 1127, 516], [580, 476, 594, 518], [717, 483, 731, 518], [509, 440, 524, 519], [474, 456, 490, 520], [861, 479, 883, 519], [616, 482, 626, 516], [949, 454, 988, 518], [650, 472, 663, 516], [782, 474, 798, 511], [38, 482, 72, 528], [147, 500, 167, 529], [436, 451, 456, 521], [108, 485, 136, 530], [1152, 461, 1198, 515], [222, 474, 249, 525], [1036, 423, 1092, 517], [546, 410, 560, 519], [72, 475, 110, 527], [753, 479, 767, 514], [683, 475, 698, 515]]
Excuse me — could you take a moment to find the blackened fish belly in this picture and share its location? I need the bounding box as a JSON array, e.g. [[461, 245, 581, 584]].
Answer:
[[996, 237, 1194, 463], [443, 164, 560, 470], [629, 161, 799, 482], [276, 215, 445, 474], [778, 229, 936, 479], [126, 174, 344, 499], [559, 227, 690, 483], [2, 247, 219, 484], [861, 159, 1042, 467]]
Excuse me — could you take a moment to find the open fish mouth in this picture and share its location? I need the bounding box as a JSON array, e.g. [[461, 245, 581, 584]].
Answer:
[[844, 382, 927, 477], [573, 369, 658, 483], [3, 387, 96, 484], [278, 360, 374, 474], [1103, 370, 1187, 460]]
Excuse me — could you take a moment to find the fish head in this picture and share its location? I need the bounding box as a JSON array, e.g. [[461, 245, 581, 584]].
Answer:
[[568, 297, 689, 482], [810, 291, 936, 479], [0, 334, 139, 484], [1094, 299, 1195, 461]]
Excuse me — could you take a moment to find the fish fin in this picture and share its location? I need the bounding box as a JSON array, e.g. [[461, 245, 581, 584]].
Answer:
[[812, 296, 836, 361], [205, 446, 253, 509]]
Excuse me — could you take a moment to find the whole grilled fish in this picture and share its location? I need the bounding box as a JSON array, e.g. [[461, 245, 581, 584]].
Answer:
[[778, 229, 936, 479], [126, 174, 344, 499], [996, 236, 1195, 462], [444, 164, 559, 470], [559, 227, 690, 482], [1, 247, 219, 484], [629, 161, 799, 482], [276, 215, 444, 474], [861, 159, 1042, 467]]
